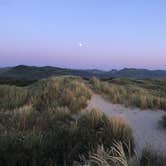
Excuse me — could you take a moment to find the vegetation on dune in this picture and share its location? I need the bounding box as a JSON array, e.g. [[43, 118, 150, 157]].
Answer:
[[0, 76, 136, 165], [0, 108, 134, 165], [90, 77, 166, 110], [0, 76, 91, 112], [0, 76, 165, 165], [31, 76, 91, 113], [77, 110, 134, 158]]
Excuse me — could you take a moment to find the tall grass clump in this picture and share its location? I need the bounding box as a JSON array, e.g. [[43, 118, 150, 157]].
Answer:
[[77, 109, 135, 158], [89, 142, 129, 166], [31, 77, 91, 113], [108, 116, 134, 156]]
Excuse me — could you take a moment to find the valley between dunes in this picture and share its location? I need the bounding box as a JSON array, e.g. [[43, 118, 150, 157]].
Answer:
[[87, 94, 166, 155]]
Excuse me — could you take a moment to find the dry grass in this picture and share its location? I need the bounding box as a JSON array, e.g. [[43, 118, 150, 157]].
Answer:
[[90, 142, 128, 166], [109, 116, 133, 144]]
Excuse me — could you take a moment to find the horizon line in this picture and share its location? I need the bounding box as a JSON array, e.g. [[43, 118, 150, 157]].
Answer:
[[0, 64, 166, 72]]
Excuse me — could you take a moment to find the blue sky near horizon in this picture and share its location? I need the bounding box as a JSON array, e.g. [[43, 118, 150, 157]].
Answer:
[[0, 0, 166, 69]]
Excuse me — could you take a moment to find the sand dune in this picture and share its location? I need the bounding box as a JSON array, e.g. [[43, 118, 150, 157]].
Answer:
[[87, 94, 166, 155]]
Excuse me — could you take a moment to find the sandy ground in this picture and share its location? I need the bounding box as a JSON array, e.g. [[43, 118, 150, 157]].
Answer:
[[87, 94, 166, 155]]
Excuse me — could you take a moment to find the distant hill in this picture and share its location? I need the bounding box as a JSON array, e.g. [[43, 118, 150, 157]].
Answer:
[[0, 67, 11, 74], [0, 65, 166, 80], [109, 68, 166, 79], [0, 65, 109, 80]]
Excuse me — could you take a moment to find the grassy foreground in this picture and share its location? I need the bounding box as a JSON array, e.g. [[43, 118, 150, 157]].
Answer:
[[0, 76, 135, 166]]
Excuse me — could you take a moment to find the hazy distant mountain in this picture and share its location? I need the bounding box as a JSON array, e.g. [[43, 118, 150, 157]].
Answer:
[[0, 65, 166, 80]]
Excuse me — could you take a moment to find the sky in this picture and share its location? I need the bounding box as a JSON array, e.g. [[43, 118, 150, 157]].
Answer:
[[0, 0, 166, 70]]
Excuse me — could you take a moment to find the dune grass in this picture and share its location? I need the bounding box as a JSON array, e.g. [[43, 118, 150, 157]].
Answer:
[[0, 108, 135, 166], [0, 76, 136, 165], [30, 76, 91, 113], [90, 77, 166, 110], [0, 76, 165, 165], [0, 76, 91, 113]]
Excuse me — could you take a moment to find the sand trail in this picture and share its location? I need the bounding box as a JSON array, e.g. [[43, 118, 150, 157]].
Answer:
[[87, 94, 166, 155]]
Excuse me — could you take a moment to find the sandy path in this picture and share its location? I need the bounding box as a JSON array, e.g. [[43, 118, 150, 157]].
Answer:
[[87, 94, 166, 155]]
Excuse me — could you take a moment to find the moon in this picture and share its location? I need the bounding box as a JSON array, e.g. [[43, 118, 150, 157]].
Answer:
[[78, 42, 83, 47], [77, 41, 88, 48]]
